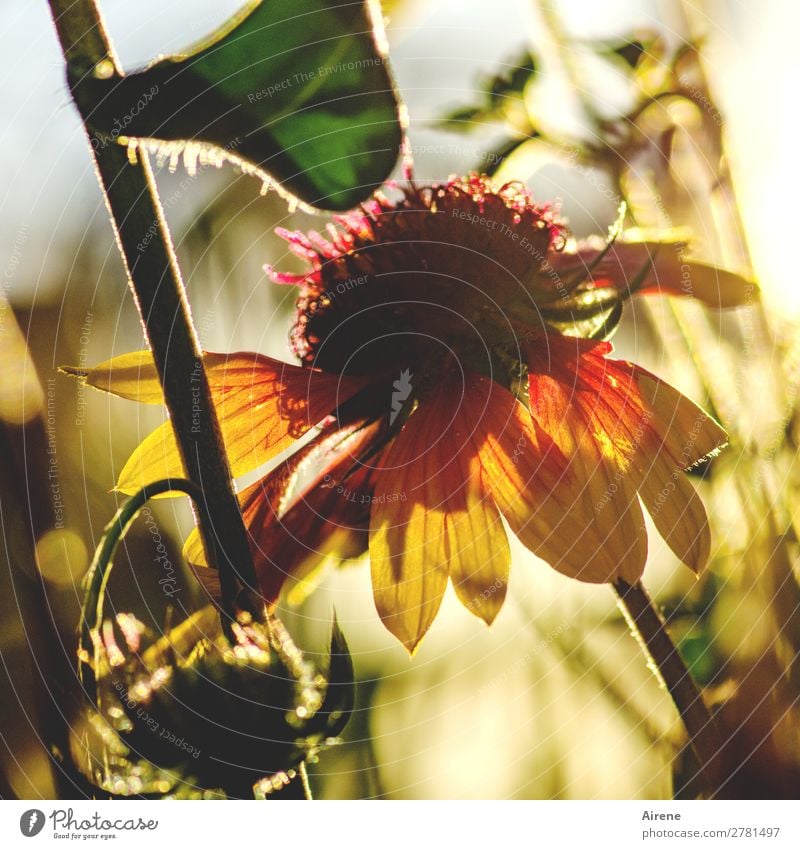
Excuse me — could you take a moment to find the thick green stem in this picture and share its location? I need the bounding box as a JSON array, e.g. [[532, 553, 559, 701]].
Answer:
[[47, 0, 256, 612], [614, 579, 725, 796]]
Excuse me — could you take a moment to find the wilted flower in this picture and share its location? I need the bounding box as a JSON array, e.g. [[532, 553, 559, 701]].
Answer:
[[69, 173, 754, 652], [72, 605, 353, 798]]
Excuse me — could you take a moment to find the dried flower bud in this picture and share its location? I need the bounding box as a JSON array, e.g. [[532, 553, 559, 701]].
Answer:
[[73, 606, 353, 798]]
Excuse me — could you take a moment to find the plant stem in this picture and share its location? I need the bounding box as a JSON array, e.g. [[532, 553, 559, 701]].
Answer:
[[298, 761, 313, 800], [613, 579, 724, 796], [47, 0, 256, 613], [78, 478, 208, 695]]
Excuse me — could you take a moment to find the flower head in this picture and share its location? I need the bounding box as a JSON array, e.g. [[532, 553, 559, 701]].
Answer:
[[70, 173, 754, 652], [273, 174, 565, 377], [73, 606, 353, 797]]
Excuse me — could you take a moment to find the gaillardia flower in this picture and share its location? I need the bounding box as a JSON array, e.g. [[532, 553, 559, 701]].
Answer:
[[70, 173, 753, 652]]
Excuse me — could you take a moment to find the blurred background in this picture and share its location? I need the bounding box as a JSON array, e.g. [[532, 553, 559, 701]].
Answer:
[[1, 0, 799, 799]]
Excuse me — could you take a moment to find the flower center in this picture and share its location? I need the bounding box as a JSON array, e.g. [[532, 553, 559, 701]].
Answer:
[[292, 177, 566, 385]]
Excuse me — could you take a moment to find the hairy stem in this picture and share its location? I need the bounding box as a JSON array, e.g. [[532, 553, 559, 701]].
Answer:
[[47, 0, 256, 612], [614, 579, 724, 796], [298, 761, 313, 800], [79, 478, 207, 689]]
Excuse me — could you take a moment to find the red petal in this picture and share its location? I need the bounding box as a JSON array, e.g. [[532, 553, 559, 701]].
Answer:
[[551, 240, 756, 307], [185, 418, 383, 606]]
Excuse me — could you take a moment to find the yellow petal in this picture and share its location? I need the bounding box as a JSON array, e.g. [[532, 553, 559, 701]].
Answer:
[[369, 377, 515, 649], [370, 498, 449, 654], [633, 368, 727, 467], [62, 350, 164, 403], [115, 353, 365, 494], [654, 255, 757, 309], [637, 463, 711, 573], [451, 365, 638, 584], [369, 393, 466, 653], [521, 336, 725, 580], [182, 524, 205, 568], [446, 459, 510, 626], [117, 420, 185, 495]]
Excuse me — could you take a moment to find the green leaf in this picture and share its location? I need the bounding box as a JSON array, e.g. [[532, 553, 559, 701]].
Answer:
[[437, 49, 537, 136], [485, 53, 536, 104], [594, 30, 664, 74], [545, 300, 623, 342], [74, 0, 402, 211], [610, 39, 648, 70], [437, 105, 486, 131]]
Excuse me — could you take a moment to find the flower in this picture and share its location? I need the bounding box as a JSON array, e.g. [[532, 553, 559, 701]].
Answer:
[[73, 605, 354, 798], [69, 173, 754, 652]]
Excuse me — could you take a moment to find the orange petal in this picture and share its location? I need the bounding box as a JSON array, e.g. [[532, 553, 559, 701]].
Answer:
[[369, 375, 512, 652], [446, 457, 510, 628], [369, 377, 512, 650], [432, 381, 511, 626], [457, 371, 594, 579], [526, 335, 649, 583], [631, 366, 726, 572], [526, 335, 726, 578], [464, 365, 641, 583], [633, 367, 727, 467], [636, 460, 711, 573], [541, 345, 723, 574], [116, 353, 365, 493]]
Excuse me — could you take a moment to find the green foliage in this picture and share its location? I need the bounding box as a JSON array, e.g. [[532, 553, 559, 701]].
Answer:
[[438, 48, 537, 132], [73, 0, 402, 210], [597, 34, 661, 70]]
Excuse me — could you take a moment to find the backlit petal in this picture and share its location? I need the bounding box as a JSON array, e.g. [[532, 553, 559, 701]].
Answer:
[[631, 366, 726, 571], [526, 335, 725, 578], [458, 369, 630, 583], [370, 378, 512, 652], [636, 459, 711, 573], [370, 508, 447, 653], [184, 419, 382, 605], [369, 443, 448, 652], [62, 349, 165, 403], [552, 239, 756, 308], [430, 381, 511, 626], [527, 336, 649, 583], [116, 353, 365, 493], [446, 456, 510, 628]]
